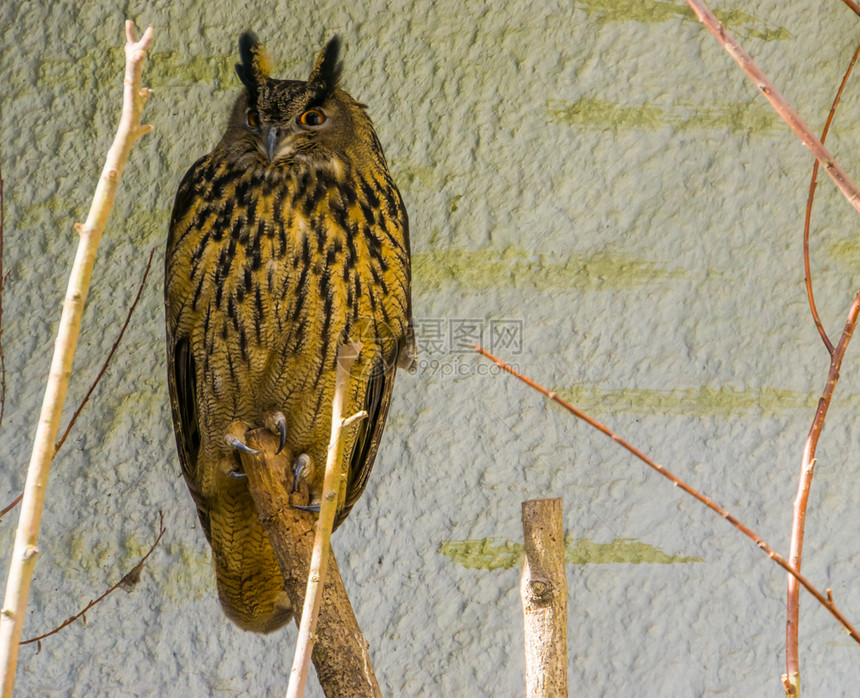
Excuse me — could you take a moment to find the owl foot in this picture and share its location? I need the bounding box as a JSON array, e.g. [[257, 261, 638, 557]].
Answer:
[[293, 504, 320, 513], [263, 411, 288, 455]]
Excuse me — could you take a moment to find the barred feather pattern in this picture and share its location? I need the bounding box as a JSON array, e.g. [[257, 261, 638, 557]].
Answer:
[[165, 143, 412, 632]]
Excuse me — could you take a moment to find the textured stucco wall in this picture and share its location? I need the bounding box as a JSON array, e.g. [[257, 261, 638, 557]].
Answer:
[[3, 1, 860, 695]]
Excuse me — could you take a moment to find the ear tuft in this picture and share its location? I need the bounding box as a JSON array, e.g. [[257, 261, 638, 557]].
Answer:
[[235, 31, 271, 103], [307, 36, 342, 98]]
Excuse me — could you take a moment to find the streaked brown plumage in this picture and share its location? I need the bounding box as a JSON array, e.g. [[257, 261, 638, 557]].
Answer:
[[164, 33, 415, 633]]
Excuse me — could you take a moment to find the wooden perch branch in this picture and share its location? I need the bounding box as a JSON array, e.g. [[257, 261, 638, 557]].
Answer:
[[685, 0, 860, 215], [0, 22, 153, 698], [522, 499, 568, 698], [475, 346, 860, 646], [241, 427, 380, 698]]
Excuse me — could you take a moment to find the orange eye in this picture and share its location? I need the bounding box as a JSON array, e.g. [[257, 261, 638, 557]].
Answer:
[[246, 108, 260, 129], [298, 109, 326, 127]]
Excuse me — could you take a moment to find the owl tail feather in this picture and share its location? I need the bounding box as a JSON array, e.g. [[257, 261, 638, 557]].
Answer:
[[210, 484, 293, 634]]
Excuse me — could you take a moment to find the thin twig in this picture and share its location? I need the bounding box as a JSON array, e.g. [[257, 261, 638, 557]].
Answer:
[[55, 247, 155, 452], [785, 290, 860, 693], [474, 345, 860, 646], [20, 511, 165, 648], [0, 162, 6, 428], [685, 0, 860, 214], [0, 497, 22, 525], [803, 43, 860, 355], [785, 40, 860, 695], [0, 250, 154, 523], [0, 23, 153, 698], [839, 0, 860, 18], [288, 343, 363, 698]]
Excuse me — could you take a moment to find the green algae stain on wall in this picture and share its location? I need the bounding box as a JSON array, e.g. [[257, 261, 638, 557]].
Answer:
[[148, 52, 236, 89], [36, 50, 257, 94], [13, 198, 171, 247], [577, 0, 791, 41], [439, 538, 524, 570], [547, 98, 664, 131], [829, 236, 860, 267], [439, 536, 701, 570], [547, 98, 781, 135], [564, 537, 702, 564], [414, 247, 686, 291], [60, 531, 214, 604], [552, 384, 834, 419]]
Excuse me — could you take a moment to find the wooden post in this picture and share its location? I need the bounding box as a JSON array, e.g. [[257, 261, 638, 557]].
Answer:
[[521, 498, 568, 697], [240, 429, 381, 697]]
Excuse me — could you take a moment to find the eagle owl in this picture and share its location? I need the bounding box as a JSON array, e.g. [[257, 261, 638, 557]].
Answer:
[[164, 32, 415, 633]]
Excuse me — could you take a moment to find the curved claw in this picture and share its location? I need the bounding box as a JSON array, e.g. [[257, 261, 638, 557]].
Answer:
[[227, 470, 248, 479], [292, 453, 311, 493], [274, 412, 287, 455], [292, 504, 320, 513], [224, 434, 261, 455]]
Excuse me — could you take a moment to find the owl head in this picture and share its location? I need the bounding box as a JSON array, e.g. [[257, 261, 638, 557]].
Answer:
[[222, 32, 381, 170]]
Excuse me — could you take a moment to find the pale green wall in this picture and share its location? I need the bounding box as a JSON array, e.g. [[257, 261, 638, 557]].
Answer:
[[2, 1, 860, 695]]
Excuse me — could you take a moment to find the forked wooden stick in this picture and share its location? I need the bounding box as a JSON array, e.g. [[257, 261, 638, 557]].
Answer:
[[0, 22, 153, 698], [288, 343, 367, 698]]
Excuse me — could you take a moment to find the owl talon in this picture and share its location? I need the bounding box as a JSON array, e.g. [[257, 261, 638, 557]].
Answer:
[[224, 434, 261, 455], [293, 504, 320, 513], [227, 469, 248, 479], [264, 411, 288, 455], [292, 453, 311, 492]]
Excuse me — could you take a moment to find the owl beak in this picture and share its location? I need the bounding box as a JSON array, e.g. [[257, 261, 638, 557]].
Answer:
[[265, 126, 280, 161]]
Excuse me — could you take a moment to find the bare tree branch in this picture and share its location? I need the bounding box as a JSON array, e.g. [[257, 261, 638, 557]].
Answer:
[[802, 42, 860, 355], [785, 37, 860, 696], [241, 430, 381, 697], [0, 250, 153, 523], [839, 0, 860, 18], [522, 498, 568, 698]]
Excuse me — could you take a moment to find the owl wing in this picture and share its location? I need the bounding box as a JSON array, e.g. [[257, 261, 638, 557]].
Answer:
[[165, 157, 213, 543], [334, 357, 397, 529]]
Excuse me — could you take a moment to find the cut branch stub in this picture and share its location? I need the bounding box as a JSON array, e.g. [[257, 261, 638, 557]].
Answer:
[[521, 498, 568, 698]]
